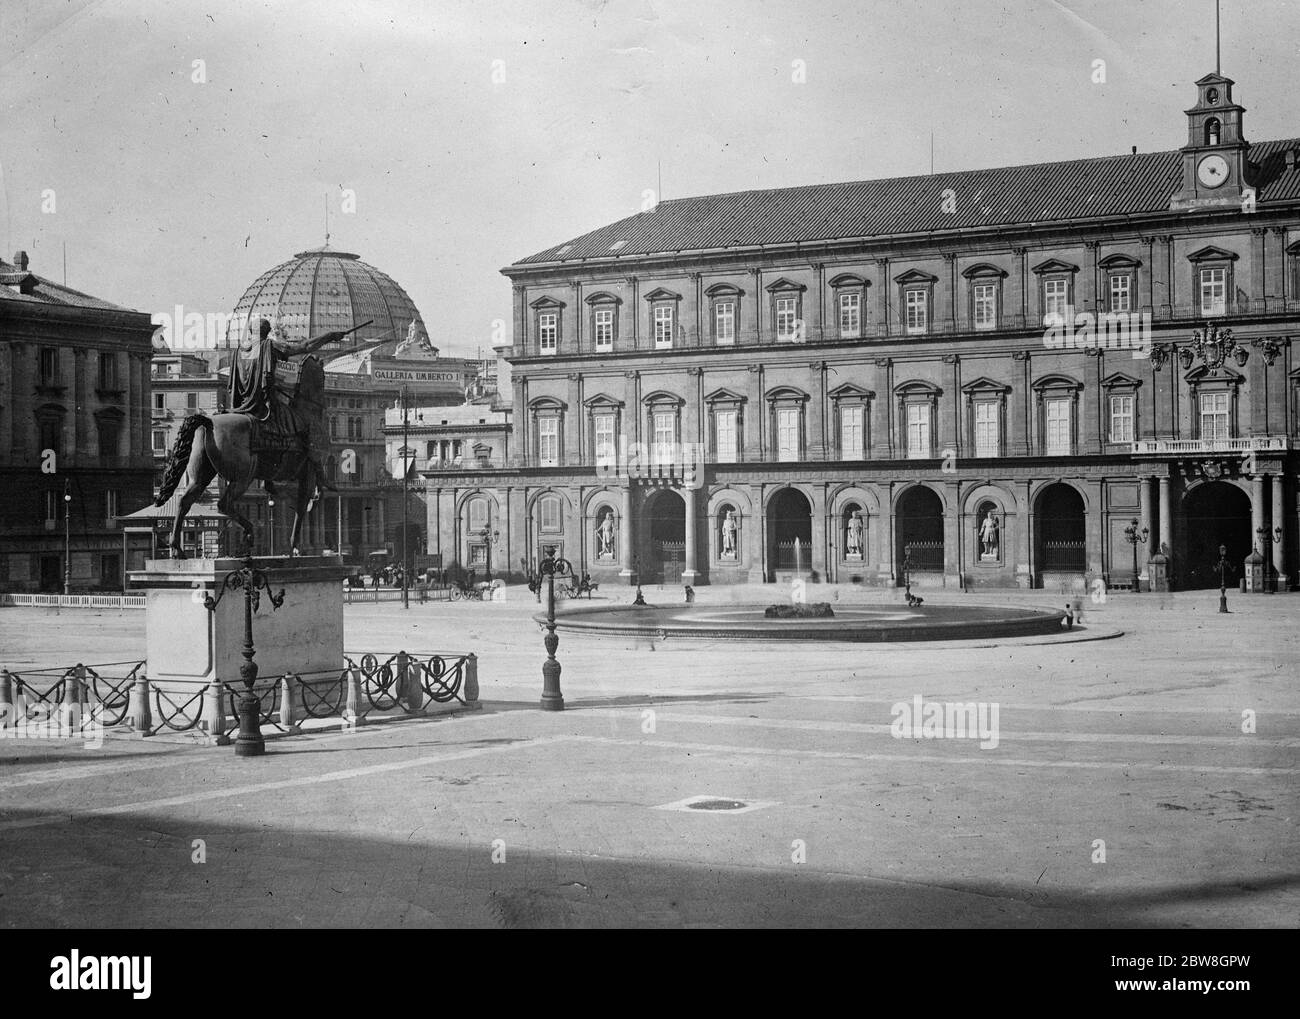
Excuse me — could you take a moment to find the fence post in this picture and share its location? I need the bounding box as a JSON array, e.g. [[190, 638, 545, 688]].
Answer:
[[128, 670, 153, 734], [399, 651, 423, 713], [0, 669, 14, 729], [344, 665, 366, 729], [280, 674, 302, 734], [464, 653, 479, 707], [60, 665, 85, 736], [202, 682, 231, 745]]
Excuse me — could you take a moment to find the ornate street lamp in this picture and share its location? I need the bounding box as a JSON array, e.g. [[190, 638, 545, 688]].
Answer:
[[538, 544, 573, 711], [1218, 544, 1229, 614], [62, 479, 72, 596], [480, 528, 500, 582], [1256, 525, 1282, 593], [632, 552, 646, 606], [267, 497, 276, 557], [204, 555, 285, 756], [903, 542, 913, 601], [1123, 518, 1149, 593]]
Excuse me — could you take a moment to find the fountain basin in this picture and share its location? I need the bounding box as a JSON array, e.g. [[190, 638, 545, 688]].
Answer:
[[542, 602, 1069, 642]]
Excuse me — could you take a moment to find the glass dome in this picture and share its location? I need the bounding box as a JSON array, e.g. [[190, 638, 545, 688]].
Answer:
[[227, 246, 427, 354]]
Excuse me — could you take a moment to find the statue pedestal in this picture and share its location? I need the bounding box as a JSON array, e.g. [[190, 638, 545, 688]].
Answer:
[[129, 556, 350, 741]]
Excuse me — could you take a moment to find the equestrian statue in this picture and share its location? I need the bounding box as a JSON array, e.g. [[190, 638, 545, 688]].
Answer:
[[155, 317, 372, 557]]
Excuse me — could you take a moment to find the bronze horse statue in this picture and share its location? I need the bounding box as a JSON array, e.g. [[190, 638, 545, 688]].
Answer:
[[154, 354, 333, 557]]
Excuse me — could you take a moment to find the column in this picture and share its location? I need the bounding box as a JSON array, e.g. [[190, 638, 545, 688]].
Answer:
[[1084, 240, 1100, 318], [512, 285, 526, 350], [1267, 227, 1288, 310], [74, 349, 89, 459], [875, 258, 890, 337], [807, 361, 825, 460], [812, 263, 825, 342], [1271, 474, 1286, 589], [1251, 228, 1268, 314], [1252, 473, 1265, 549], [1158, 475, 1172, 559], [682, 484, 697, 585], [1138, 475, 1153, 581], [618, 483, 633, 579]]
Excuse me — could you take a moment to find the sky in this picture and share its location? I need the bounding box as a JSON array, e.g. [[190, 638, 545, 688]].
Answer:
[[1, 0, 1297, 358]]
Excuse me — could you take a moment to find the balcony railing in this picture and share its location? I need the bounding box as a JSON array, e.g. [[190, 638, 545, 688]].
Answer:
[[1131, 437, 1289, 456]]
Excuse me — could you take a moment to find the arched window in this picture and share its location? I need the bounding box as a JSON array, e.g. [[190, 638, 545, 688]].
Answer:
[[1205, 118, 1221, 146], [468, 496, 488, 532], [539, 494, 562, 533]]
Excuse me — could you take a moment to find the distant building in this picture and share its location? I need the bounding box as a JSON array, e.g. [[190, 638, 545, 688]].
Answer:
[[426, 69, 1299, 592], [0, 250, 155, 591]]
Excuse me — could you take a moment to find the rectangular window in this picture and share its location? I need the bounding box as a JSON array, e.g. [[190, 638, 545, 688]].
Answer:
[[329, 418, 339, 440], [1109, 394, 1134, 443], [594, 413, 616, 466], [186, 392, 198, 410], [538, 312, 558, 354], [906, 403, 930, 458], [98, 353, 118, 390], [44, 491, 59, 525], [1045, 398, 1071, 455], [1200, 267, 1227, 316], [540, 499, 561, 532], [153, 392, 166, 411], [1200, 392, 1230, 440], [1043, 278, 1069, 324], [775, 297, 798, 341], [973, 284, 997, 330], [98, 422, 119, 458], [1109, 274, 1132, 313], [104, 490, 119, 522], [905, 290, 928, 334], [714, 302, 735, 345], [468, 499, 488, 531], [654, 305, 674, 349], [538, 417, 559, 466], [974, 401, 999, 457], [652, 411, 675, 466], [839, 293, 861, 339], [469, 544, 488, 568], [839, 404, 864, 460], [39, 347, 58, 382], [594, 308, 613, 350], [714, 409, 738, 462], [152, 429, 168, 453], [776, 407, 800, 461]]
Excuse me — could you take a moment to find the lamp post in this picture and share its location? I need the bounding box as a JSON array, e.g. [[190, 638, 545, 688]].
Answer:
[[401, 384, 410, 610], [1218, 544, 1229, 614], [267, 497, 275, 557], [1256, 525, 1282, 593], [538, 545, 573, 711], [481, 527, 500, 582], [632, 552, 646, 606], [1123, 518, 1149, 593], [903, 542, 913, 601], [63, 479, 71, 596], [204, 554, 285, 756]]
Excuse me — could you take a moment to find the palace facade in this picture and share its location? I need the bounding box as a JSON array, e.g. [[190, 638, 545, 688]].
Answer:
[[423, 71, 1299, 592]]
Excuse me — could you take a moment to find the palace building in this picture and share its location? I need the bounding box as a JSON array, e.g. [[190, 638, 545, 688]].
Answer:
[[422, 70, 1299, 593]]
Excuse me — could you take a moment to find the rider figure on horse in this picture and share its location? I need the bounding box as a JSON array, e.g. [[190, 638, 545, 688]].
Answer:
[[231, 317, 344, 478]]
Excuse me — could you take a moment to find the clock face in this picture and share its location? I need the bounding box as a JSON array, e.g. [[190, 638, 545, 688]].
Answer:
[[1198, 154, 1230, 188]]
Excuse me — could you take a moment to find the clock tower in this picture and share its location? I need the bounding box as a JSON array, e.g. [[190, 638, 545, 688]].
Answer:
[[1170, 72, 1251, 210]]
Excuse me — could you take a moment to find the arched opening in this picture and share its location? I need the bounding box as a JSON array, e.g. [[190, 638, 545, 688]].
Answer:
[[1179, 481, 1252, 589], [842, 502, 866, 560], [644, 489, 685, 583], [897, 486, 944, 578], [1205, 117, 1221, 146], [1034, 484, 1086, 582], [717, 502, 740, 562], [975, 499, 1003, 563], [768, 487, 812, 577]]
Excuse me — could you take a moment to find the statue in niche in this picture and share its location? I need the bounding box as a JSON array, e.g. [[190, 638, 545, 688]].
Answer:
[[979, 507, 1000, 559], [846, 509, 864, 556], [596, 508, 616, 558], [721, 509, 738, 559]]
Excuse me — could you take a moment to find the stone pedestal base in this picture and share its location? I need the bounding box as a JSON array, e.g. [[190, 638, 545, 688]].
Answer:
[[129, 557, 350, 740]]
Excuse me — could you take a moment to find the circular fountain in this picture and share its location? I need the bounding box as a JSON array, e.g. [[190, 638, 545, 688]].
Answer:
[[545, 599, 1069, 643]]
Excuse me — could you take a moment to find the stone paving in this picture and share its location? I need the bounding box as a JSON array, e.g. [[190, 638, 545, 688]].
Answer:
[[0, 583, 1296, 928]]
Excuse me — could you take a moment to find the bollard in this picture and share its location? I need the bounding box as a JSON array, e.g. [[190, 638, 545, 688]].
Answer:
[[60, 665, 86, 736], [0, 669, 14, 730], [398, 651, 423, 713], [280, 674, 302, 734], [202, 682, 231, 745], [128, 671, 153, 734], [463, 653, 479, 707], [344, 665, 366, 729]]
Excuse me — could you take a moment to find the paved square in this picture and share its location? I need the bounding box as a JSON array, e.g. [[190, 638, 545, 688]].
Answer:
[[0, 585, 1296, 928]]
